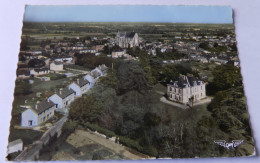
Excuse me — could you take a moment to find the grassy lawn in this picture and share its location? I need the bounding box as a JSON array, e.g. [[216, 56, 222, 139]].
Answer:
[[32, 77, 71, 91], [8, 128, 43, 146], [48, 131, 127, 161]]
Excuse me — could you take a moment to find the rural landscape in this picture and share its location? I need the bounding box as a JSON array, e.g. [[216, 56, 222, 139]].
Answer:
[[7, 21, 255, 160]]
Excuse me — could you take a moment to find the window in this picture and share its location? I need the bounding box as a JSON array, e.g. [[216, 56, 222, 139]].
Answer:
[[201, 86, 202, 90]]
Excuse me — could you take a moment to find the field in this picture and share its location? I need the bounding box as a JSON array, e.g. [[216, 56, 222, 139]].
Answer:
[[8, 128, 43, 146], [49, 130, 129, 160]]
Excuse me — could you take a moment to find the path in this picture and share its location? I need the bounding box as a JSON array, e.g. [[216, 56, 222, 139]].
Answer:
[[65, 68, 89, 74], [160, 96, 212, 109], [160, 96, 188, 109], [74, 129, 149, 160]]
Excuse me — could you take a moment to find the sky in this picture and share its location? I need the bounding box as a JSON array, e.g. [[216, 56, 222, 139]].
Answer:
[[24, 5, 233, 24]]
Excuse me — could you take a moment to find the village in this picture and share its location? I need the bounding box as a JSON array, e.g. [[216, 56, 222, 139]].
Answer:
[[7, 22, 253, 160]]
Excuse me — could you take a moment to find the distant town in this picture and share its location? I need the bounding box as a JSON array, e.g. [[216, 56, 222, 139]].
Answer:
[[7, 22, 254, 161]]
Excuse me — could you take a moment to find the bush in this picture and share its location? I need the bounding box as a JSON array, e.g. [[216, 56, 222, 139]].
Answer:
[[119, 136, 143, 152], [84, 122, 116, 138]]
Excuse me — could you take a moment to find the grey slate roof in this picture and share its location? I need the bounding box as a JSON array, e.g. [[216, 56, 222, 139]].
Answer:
[[117, 31, 136, 38], [75, 78, 89, 87], [33, 100, 55, 114], [126, 32, 136, 38], [99, 64, 108, 72], [56, 87, 75, 99], [169, 75, 203, 88], [91, 70, 101, 79]]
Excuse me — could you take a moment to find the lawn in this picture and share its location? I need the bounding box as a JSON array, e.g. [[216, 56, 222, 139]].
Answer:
[[32, 77, 71, 91], [45, 130, 127, 161], [8, 128, 44, 146]]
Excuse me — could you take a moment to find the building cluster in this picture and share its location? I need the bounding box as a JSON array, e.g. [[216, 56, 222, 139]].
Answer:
[[21, 64, 107, 127]]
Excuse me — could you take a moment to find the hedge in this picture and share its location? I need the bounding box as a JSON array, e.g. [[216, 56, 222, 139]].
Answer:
[[83, 122, 116, 138]]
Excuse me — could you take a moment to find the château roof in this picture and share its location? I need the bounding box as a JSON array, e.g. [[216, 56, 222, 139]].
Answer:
[[169, 74, 204, 88]]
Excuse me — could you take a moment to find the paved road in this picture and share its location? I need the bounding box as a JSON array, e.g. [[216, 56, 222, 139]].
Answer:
[[74, 130, 149, 160]]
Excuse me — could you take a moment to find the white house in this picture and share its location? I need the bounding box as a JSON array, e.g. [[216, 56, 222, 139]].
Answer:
[[48, 87, 76, 109], [30, 68, 50, 76], [50, 61, 63, 72], [91, 67, 103, 80], [54, 56, 74, 64], [112, 51, 125, 58], [7, 139, 23, 154], [84, 74, 95, 89], [167, 74, 206, 104], [68, 78, 90, 97], [21, 100, 56, 127]]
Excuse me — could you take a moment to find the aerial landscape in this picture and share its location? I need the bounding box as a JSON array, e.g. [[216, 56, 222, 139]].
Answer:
[[7, 5, 255, 161]]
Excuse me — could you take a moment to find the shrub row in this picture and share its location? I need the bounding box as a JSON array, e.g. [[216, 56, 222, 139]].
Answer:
[[83, 122, 116, 138]]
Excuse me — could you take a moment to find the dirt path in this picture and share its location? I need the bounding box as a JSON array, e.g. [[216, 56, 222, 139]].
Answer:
[[160, 96, 212, 109], [74, 129, 149, 160]]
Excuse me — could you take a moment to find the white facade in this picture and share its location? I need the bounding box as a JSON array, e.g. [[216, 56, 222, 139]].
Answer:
[[68, 81, 89, 97], [21, 104, 55, 127], [167, 75, 206, 104], [84, 75, 95, 89], [112, 51, 125, 58], [48, 90, 75, 109], [21, 108, 38, 127], [7, 139, 23, 154], [30, 68, 50, 76], [50, 62, 63, 72], [54, 57, 73, 64]]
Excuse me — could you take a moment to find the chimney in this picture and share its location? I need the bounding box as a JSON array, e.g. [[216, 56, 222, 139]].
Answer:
[[47, 98, 50, 103], [77, 79, 80, 84], [60, 88, 63, 95], [35, 104, 38, 110]]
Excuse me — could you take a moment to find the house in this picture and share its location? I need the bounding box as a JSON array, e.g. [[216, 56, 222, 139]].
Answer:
[[54, 56, 74, 64], [7, 139, 23, 154], [112, 50, 125, 58], [84, 74, 95, 89], [167, 74, 206, 104], [48, 87, 76, 109], [21, 100, 56, 127], [91, 68, 102, 80], [68, 78, 90, 97], [30, 68, 50, 76], [98, 64, 108, 75], [209, 58, 228, 65], [50, 61, 63, 72], [16, 70, 30, 78], [115, 31, 139, 48]]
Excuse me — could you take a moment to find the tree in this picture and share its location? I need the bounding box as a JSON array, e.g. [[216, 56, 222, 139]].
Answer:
[[69, 95, 102, 124], [28, 59, 46, 68], [160, 64, 179, 83], [117, 61, 149, 94], [211, 63, 241, 92]]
